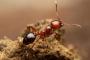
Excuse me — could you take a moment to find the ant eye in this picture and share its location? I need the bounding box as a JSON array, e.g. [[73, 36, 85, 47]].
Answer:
[[23, 32, 36, 45]]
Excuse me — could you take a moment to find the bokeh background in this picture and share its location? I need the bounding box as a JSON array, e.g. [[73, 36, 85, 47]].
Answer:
[[0, 0, 90, 60]]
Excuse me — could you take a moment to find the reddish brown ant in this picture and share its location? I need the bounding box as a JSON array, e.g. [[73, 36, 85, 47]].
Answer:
[[21, 0, 81, 46]]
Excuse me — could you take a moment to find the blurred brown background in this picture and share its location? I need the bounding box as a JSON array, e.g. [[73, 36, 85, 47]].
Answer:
[[0, 0, 90, 60]]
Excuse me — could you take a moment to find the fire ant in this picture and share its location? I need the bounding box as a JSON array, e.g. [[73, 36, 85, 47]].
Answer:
[[22, 18, 63, 46], [21, 0, 81, 46]]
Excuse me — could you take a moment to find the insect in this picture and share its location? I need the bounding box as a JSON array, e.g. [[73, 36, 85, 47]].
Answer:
[[22, 0, 81, 46], [22, 18, 63, 45]]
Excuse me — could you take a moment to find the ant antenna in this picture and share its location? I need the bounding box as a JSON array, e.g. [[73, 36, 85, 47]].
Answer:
[[54, 0, 60, 19], [54, 0, 82, 28], [64, 23, 82, 28]]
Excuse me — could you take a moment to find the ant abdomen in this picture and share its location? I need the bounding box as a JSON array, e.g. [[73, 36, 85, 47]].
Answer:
[[23, 32, 36, 45]]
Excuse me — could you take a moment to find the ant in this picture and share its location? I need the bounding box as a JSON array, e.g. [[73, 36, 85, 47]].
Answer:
[[21, 18, 63, 46], [21, 0, 81, 46]]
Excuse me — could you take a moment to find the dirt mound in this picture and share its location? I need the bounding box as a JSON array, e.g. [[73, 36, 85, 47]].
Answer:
[[0, 37, 81, 60]]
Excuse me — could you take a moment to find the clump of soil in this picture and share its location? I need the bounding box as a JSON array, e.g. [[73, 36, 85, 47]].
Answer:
[[0, 37, 81, 60]]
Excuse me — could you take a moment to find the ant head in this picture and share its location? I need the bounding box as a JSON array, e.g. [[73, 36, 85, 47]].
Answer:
[[51, 19, 63, 29]]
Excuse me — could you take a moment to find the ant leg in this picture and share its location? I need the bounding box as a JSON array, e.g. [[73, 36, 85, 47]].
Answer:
[[31, 37, 40, 49]]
